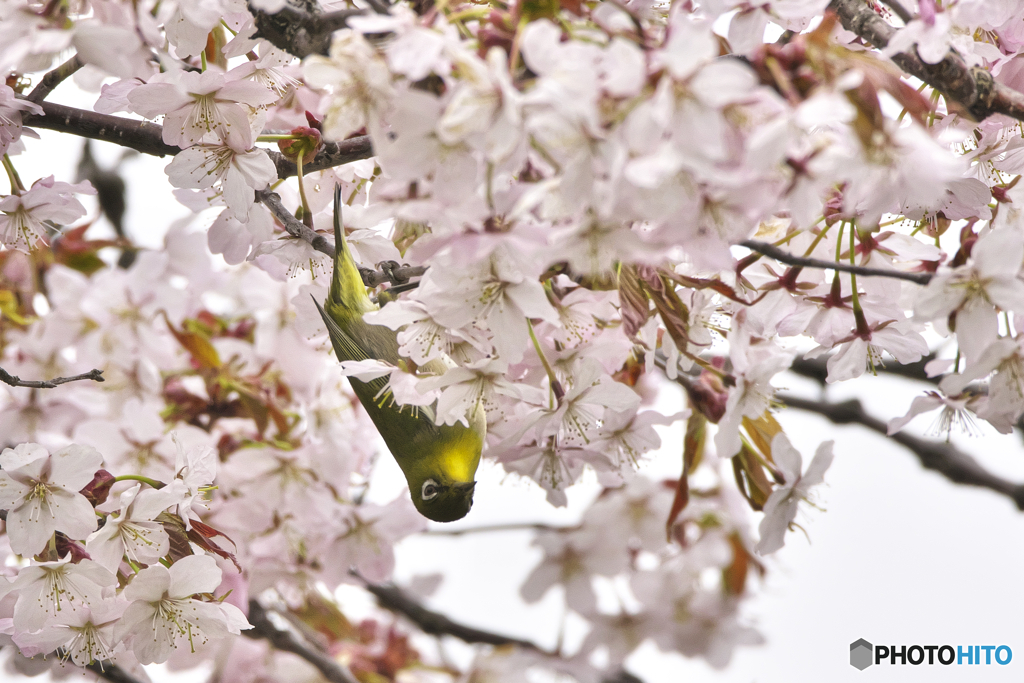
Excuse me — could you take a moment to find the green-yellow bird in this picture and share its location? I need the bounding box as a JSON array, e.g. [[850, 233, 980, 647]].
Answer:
[[314, 187, 485, 522]]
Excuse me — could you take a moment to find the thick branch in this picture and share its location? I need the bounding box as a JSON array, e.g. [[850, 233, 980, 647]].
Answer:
[[828, 0, 1024, 122], [272, 136, 375, 178], [0, 367, 104, 389], [251, 2, 365, 58], [245, 600, 360, 683], [740, 240, 933, 285], [20, 98, 374, 178], [22, 100, 179, 157], [778, 393, 1024, 509], [27, 54, 84, 104]]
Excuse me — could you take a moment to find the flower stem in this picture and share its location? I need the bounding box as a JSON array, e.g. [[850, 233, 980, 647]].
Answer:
[[113, 474, 166, 489], [295, 155, 313, 228], [527, 319, 565, 403], [257, 134, 301, 141], [848, 223, 870, 336], [2, 154, 25, 193]]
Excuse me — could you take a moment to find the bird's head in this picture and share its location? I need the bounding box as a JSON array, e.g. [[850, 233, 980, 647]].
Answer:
[[410, 475, 476, 522]]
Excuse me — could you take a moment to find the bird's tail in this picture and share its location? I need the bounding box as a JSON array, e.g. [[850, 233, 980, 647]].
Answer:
[[328, 185, 372, 319]]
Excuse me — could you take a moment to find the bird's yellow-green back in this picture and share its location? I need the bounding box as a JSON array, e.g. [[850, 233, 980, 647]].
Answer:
[[316, 187, 485, 522]]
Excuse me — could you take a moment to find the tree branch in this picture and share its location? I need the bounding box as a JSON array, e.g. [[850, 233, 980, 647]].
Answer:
[[84, 661, 147, 683], [258, 188, 427, 287], [274, 136, 375, 178], [257, 188, 334, 257], [777, 393, 1024, 509], [20, 98, 374, 179], [363, 581, 645, 683], [788, 353, 935, 386], [22, 100, 179, 157], [363, 581, 548, 651], [251, 2, 366, 58], [27, 54, 85, 104], [0, 367, 104, 389], [740, 240, 934, 285], [245, 600, 360, 683], [828, 0, 1024, 122]]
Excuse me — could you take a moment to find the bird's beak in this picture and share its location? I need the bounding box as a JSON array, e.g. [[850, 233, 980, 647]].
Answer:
[[453, 481, 476, 494]]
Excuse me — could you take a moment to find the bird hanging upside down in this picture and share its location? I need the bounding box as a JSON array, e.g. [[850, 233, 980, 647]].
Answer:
[[314, 187, 485, 522]]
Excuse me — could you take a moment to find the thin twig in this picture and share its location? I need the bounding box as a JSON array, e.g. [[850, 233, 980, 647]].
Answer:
[[828, 0, 1024, 122], [362, 581, 549, 652], [0, 367, 104, 389], [362, 580, 646, 683], [257, 189, 334, 257], [245, 600, 360, 683], [788, 353, 936, 386], [257, 188, 427, 287], [740, 240, 934, 285], [27, 54, 85, 103], [424, 522, 575, 536], [84, 661, 146, 683], [777, 393, 1024, 510]]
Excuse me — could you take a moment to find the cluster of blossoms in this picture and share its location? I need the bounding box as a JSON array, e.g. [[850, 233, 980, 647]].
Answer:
[[1, 0, 1024, 678]]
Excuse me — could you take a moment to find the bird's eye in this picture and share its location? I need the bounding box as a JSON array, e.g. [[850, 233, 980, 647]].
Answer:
[[421, 479, 439, 501]]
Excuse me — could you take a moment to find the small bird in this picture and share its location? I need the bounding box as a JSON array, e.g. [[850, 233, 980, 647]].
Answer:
[[314, 187, 485, 522]]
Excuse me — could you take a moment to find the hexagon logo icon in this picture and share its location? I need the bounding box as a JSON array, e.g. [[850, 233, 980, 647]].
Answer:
[[850, 639, 873, 670]]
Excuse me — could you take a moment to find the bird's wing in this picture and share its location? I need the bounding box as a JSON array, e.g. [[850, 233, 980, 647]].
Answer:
[[313, 296, 439, 426]]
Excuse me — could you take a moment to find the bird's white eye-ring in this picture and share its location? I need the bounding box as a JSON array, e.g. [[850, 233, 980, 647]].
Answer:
[[421, 479, 440, 501]]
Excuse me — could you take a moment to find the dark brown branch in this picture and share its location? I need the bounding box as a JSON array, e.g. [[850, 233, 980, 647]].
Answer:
[[363, 581, 645, 683], [22, 100, 179, 157], [272, 136, 375, 178], [20, 98, 375, 179], [27, 54, 85, 104], [424, 522, 575, 535], [0, 367, 104, 389], [740, 240, 933, 285], [363, 582, 548, 651], [85, 661, 146, 683], [251, 2, 366, 58], [778, 393, 1024, 509], [17, 97, 388, 268], [788, 353, 935, 386], [877, 0, 912, 25], [829, 0, 1024, 122], [245, 600, 360, 683]]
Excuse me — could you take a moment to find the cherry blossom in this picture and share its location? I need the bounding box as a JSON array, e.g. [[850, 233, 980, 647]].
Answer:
[[117, 555, 250, 664], [0, 443, 103, 556], [85, 483, 177, 572], [129, 69, 278, 151], [0, 84, 42, 156], [755, 436, 834, 555], [0, 176, 95, 253]]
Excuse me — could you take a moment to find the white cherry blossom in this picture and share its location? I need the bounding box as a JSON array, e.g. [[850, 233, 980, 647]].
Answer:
[[0, 443, 103, 556]]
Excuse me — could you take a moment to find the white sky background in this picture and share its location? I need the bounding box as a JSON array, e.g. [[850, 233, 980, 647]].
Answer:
[[8, 75, 1024, 683]]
